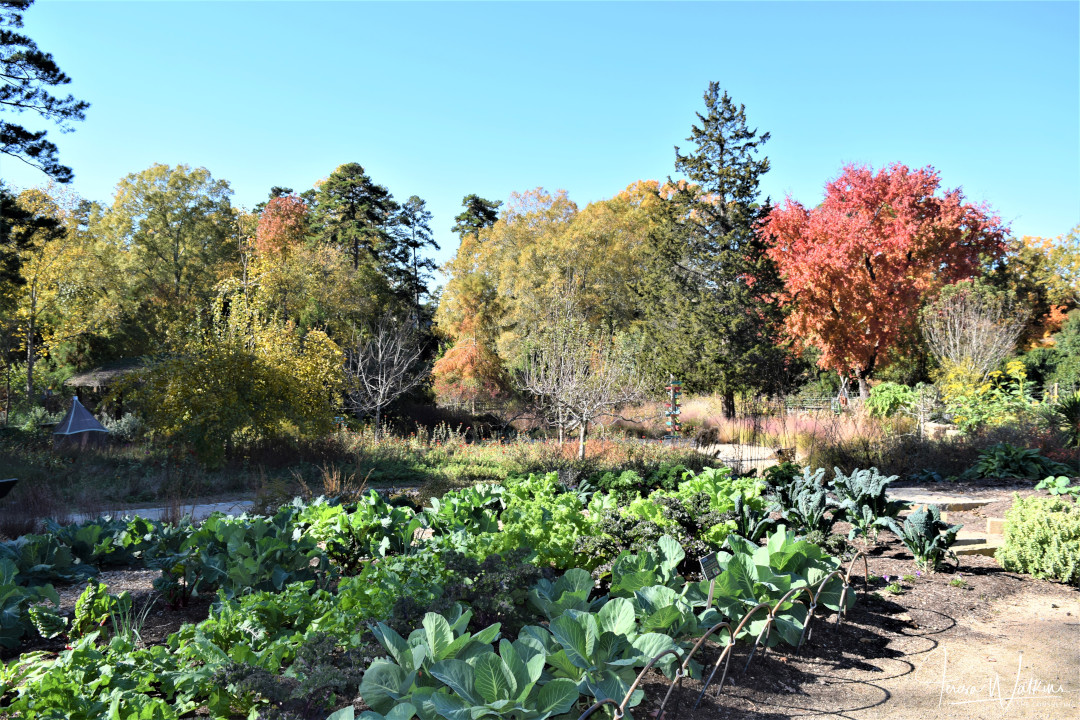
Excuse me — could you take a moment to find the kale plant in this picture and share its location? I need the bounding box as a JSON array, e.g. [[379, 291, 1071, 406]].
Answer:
[[899, 504, 962, 570]]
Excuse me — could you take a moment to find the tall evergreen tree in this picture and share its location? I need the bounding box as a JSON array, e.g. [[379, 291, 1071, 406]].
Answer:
[[637, 83, 787, 417], [313, 163, 399, 273], [451, 194, 501, 241], [1, 0, 89, 182], [397, 195, 438, 321]]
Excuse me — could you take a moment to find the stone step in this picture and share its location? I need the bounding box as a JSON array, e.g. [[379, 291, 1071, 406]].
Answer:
[[956, 540, 1002, 557], [953, 529, 992, 546], [949, 528, 1004, 557], [889, 492, 993, 513]]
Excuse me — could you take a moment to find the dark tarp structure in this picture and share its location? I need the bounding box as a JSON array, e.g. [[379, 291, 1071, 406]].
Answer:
[[53, 397, 109, 449]]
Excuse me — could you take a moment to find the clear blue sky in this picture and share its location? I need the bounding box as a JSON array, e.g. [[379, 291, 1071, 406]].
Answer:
[[4, 1, 1078, 275]]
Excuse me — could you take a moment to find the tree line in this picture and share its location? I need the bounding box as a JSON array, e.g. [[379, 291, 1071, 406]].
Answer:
[[2, 0, 1078, 461]]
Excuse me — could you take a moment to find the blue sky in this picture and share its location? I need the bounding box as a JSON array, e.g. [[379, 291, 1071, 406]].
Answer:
[[4, 1, 1078, 274]]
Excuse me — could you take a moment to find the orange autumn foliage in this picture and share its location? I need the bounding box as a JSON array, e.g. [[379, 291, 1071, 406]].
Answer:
[[761, 163, 1008, 390], [255, 194, 309, 258]]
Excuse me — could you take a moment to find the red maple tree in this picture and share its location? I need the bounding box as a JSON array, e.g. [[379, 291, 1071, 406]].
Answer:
[[255, 194, 309, 258], [760, 163, 1008, 397]]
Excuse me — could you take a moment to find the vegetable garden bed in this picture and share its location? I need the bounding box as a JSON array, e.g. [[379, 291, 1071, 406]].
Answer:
[[0, 465, 1076, 719]]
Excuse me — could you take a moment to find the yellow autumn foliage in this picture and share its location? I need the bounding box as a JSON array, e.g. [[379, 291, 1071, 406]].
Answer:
[[130, 292, 343, 465]]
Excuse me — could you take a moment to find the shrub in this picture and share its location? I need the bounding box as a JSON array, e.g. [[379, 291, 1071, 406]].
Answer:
[[996, 495, 1080, 585], [962, 442, 1071, 480], [866, 382, 916, 418], [100, 412, 145, 443]]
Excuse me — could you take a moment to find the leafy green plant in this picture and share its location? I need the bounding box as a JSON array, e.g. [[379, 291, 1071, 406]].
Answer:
[[485, 473, 594, 569], [778, 468, 838, 538], [0, 558, 60, 648], [606, 535, 686, 598], [359, 608, 502, 713], [703, 527, 852, 647], [716, 493, 778, 542], [962, 442, 1071, 480], [299, 492, 423, 574], [211, 633, 368, 719], [898, 505, 962, 570], [1049, 390, 1080, 447], [72, 580, 132, 639], [831, 467, 906, 541], [392, 549, 551, 637], [28, 602, 68, 640], [147, 509, 331, 606], [80, 516, 159, 568], [996, 494, 1080, 585], [1035, 475, 1080, 499], [422, 484, 504, 535], [428, 640, 580, 720], [529, 568, 602, 621], [866, 381, 916, 418], [0, 533, 98, 586]]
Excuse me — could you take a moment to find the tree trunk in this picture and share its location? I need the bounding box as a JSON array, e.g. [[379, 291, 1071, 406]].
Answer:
[[374, 405, 381, 441], [857, 373, 870, 400], [25, 313, 35, 404], [577, 421, 588, 461], [721, 390, 736, 420]]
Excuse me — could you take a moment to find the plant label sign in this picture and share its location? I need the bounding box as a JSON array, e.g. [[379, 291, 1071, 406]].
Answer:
[[699, 552, 721, 581]]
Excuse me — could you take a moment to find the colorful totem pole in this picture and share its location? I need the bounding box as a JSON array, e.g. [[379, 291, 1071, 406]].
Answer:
[[664, 375, 682, 440]]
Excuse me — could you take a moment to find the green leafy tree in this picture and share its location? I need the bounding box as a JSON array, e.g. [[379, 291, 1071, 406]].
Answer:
[[133, 291, 343, 466], [104, 163, 237, 339], [637, 84, 786, 416], [0, 180, 54, 311], [0, 0, 89, 183]]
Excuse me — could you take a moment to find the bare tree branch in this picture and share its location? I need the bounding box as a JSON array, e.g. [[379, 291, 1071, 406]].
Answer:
[[519, 314, 649, 459], [921, 284, 1030, 382], [343, 312, 428, 438]]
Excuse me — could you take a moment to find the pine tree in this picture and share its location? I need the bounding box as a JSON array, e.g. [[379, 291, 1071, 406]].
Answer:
[[1, 0, 89, 182], [637, 83, 788, 417], [451, 194, 501, 241], [397, 195, 439, 322], [313, 163, 399, 273]]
